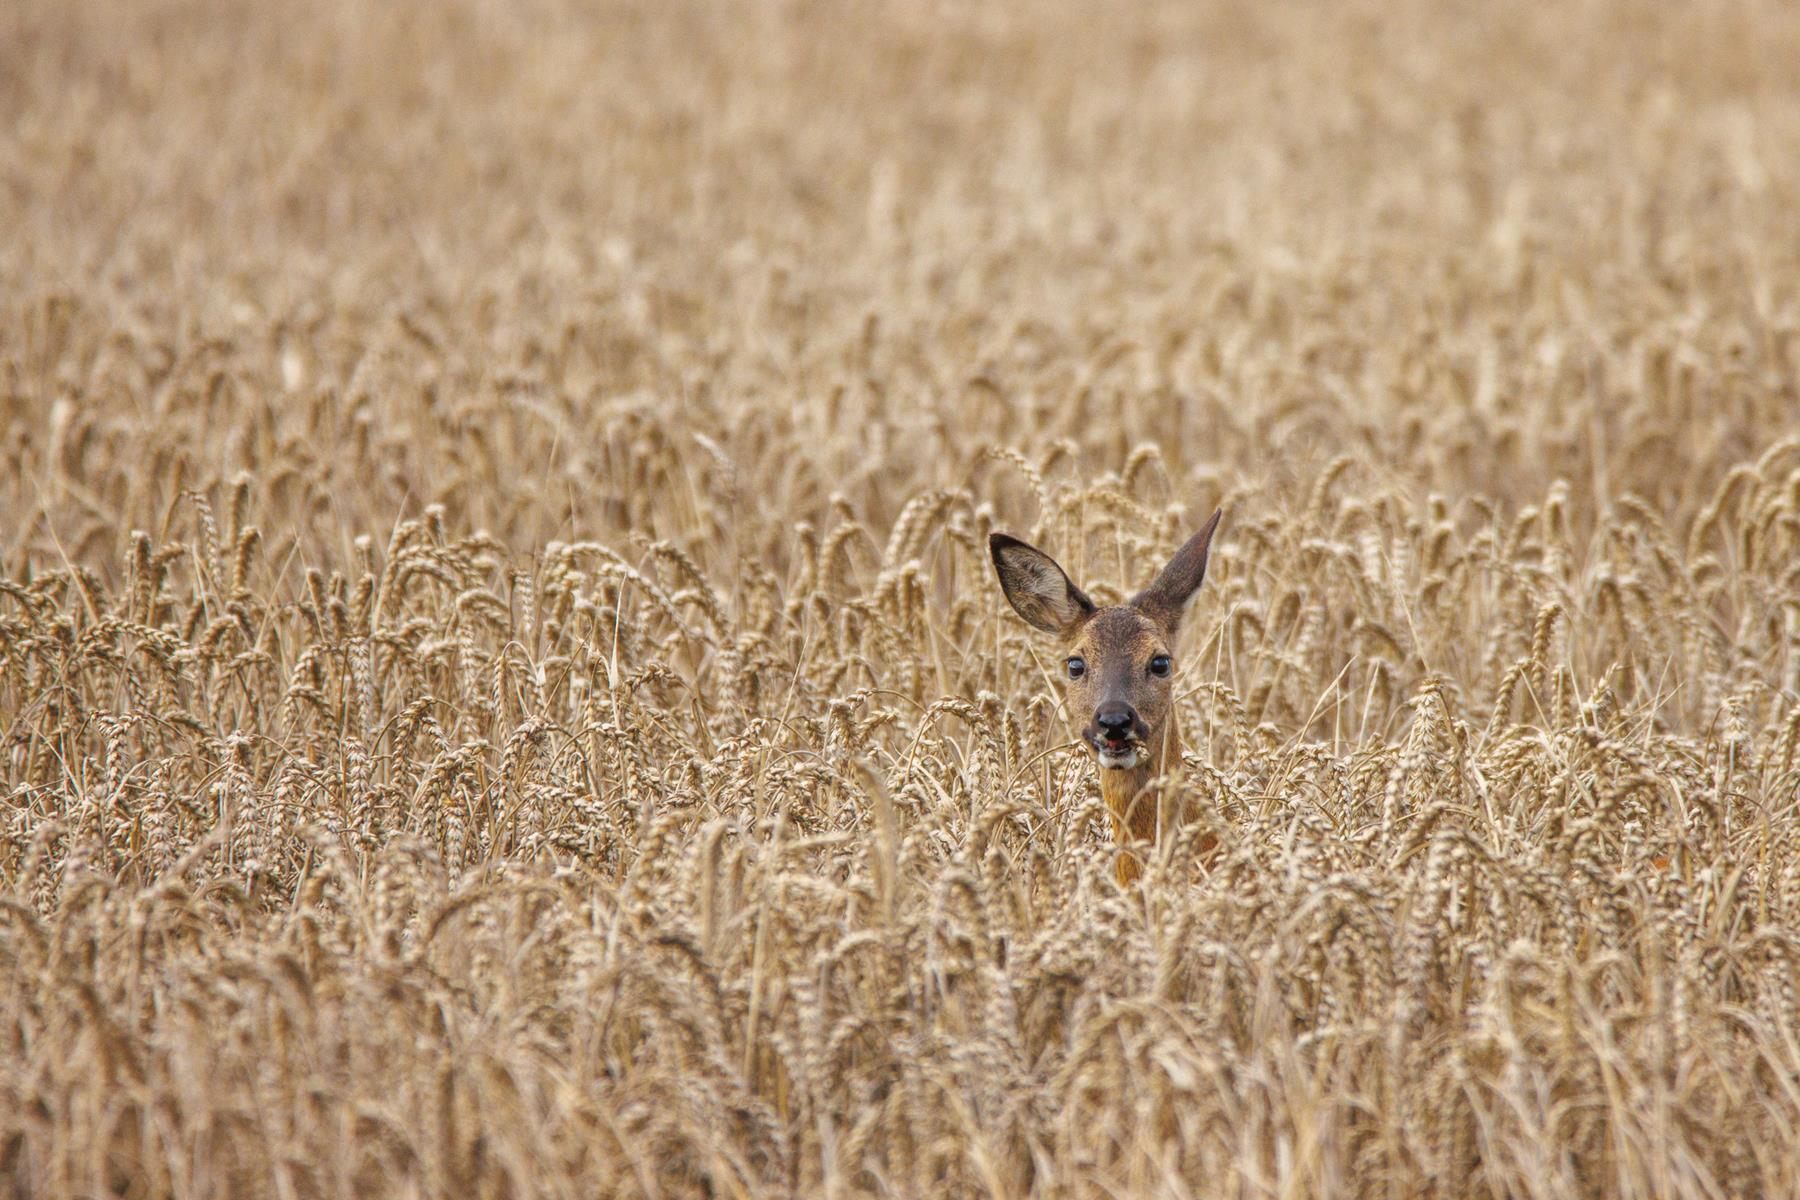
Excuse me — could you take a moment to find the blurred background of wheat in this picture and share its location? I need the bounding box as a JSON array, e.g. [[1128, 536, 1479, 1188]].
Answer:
[[4, 0, 1800, 1195]]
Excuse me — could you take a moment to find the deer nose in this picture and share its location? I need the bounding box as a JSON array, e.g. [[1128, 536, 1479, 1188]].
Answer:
[[1095, 704, 1135, 736]]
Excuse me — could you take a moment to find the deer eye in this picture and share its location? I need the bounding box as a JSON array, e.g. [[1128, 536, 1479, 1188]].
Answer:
[[1149, 654, 1172, 677], [1065, 657, 1086, 679]]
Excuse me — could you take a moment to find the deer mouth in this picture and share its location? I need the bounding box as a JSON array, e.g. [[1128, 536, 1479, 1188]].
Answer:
[[1090, 733, 1144, 771], [1096, 747, 1141, 770]]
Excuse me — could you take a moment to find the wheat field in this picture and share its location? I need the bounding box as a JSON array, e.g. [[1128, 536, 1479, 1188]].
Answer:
[[4, 1, 1800, 1196]]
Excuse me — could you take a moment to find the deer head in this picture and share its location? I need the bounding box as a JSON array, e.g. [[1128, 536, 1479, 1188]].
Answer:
[[989, 509, 1223, 779]]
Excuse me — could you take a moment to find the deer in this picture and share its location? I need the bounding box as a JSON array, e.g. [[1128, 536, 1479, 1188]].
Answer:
[[989, 509, 1223, 885]]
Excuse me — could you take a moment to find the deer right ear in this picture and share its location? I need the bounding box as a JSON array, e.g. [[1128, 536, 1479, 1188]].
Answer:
[[1132, 507, 1222, 629], [989, 533, 1095, 635]]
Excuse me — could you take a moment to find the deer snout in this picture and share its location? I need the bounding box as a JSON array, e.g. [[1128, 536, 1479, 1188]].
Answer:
[[1087, 703, 1148, 770], [1091, 703, 1143, 746]]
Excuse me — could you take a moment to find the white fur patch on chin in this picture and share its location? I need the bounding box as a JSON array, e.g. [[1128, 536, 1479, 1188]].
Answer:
[[1095, 747, 1141, 770]]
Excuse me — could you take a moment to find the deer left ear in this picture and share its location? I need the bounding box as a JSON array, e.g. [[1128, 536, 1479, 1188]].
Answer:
[[990, 533, 1095, 636], [1132, 508, 1223, 629]]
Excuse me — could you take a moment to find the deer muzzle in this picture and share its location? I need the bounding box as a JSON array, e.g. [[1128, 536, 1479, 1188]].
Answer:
[[1087, 703, 1149, 769]]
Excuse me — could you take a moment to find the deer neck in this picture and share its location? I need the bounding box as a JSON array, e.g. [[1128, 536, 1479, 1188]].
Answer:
[[1098, 714, 1181, 843]]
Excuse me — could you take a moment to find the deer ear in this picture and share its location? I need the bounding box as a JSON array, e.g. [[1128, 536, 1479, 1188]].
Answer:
[[989, 533, 1095, 635], [1132, 508, 1222, 628]]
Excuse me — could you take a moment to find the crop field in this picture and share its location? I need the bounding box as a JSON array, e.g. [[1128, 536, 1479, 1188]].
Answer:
[[5, 0, 1800, 1196]]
